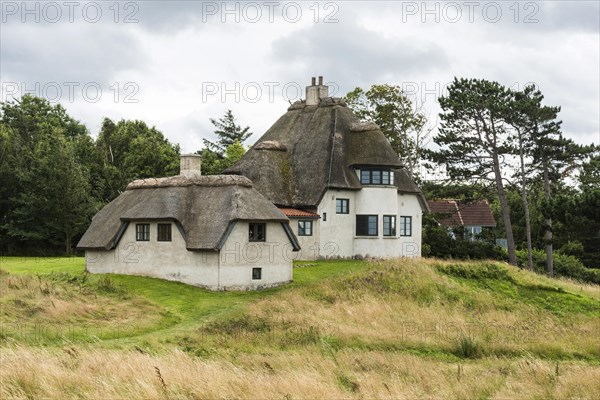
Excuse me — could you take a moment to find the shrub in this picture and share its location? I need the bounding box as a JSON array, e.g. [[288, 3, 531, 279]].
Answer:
[[516, 249, 600, 284], [558, 241, 585, 258], [453, 335, 481, 359]]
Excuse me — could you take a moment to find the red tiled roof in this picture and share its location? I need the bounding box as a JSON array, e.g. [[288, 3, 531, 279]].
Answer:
[[278, 207, 320, 218], [427, 200, 496, 227]]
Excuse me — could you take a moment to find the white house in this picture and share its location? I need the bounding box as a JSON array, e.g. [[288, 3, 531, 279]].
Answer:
[[226, 77, 428, 260], [77, 155, 300, 290]]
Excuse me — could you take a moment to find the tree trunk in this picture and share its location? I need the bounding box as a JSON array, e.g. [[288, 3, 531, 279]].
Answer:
[[541, 153, 553, 277], [493, 152, 517, 265], [518, 133, 534, 270], [65, 228, 72, 256]]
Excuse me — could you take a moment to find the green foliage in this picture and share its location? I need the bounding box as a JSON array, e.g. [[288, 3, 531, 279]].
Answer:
[[0, 96, 180, 255], [439, 262, 515, 282], [199, 140, 246, 175], [203, 109, 252, 156], [516, 249, 600, 284], [436, 261, 600, 316], [0, 96, 96, 255], [453, 335, 482, 359], [558, 241, 585, 258], [422, 214, 505, 261], [344, 84, 429, 178], [95, 118, 180, 201]]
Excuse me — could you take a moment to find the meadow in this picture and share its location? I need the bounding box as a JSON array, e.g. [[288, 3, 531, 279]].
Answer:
[[0, 256, 599, 399]]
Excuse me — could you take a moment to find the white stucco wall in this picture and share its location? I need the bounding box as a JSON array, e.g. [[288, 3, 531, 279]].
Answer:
[[85, 220, 293, 290], [314, 184, 424, 259], [218, 221, 293, 289], [287, 218, 321, 260]]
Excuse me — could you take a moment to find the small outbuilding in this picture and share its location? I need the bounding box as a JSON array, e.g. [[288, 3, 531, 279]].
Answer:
[[77, 155, 300, 290]]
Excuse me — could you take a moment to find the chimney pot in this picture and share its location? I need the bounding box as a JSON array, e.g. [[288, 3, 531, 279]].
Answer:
[[306, 76, 329, 106], [180, 154, 202, 177], [311, 77, 316, 85]]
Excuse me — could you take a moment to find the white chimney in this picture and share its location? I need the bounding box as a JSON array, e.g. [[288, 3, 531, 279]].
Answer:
[[180, 154, 202, 177], [306, 76, 329, 106]]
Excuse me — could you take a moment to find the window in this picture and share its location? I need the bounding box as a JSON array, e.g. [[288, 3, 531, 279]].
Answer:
[[298, 220, 313, 236], [322, 212, 327, 222], [249, 223, 266, 242], [467, 226, 482, 241], [356, 215, 378, 236], [400, 216, 412, 237], [360, 168, 395, 185], [252, 267, 262, 280], [157, 223, 172, 241], [135, 224, 150, 241], [336, 199, 349, 214], [383, 215, 396, 236]]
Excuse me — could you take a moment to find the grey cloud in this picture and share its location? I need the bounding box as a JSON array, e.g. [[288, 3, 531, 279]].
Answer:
[[269, 17, 449, 93], [1, 23, 146, 87]]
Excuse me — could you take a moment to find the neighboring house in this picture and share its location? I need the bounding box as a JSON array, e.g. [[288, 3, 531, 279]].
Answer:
[[77, 155, 300, 290], [226, 77, 428, 260], [427, 199, 496, 240]]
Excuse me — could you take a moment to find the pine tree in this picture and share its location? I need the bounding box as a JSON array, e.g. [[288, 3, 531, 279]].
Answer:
[[203, 110, 252, 156], [426, 78, 518, 265]]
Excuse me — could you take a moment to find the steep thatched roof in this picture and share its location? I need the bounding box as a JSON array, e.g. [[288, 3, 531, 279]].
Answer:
[[225, 97, 427, 209], [77, 175, 298, 251]]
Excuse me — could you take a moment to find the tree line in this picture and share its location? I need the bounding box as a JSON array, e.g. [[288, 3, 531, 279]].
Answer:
[[0, 95, 249, 255]]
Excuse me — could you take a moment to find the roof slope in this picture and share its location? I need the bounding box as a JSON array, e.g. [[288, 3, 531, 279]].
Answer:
[[427, 200, 496, 227], [77, 175, 293, 251], [225, 98, 426, 208]]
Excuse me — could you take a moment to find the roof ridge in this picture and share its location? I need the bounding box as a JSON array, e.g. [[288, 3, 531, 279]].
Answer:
[[127, 175, 253, 190]]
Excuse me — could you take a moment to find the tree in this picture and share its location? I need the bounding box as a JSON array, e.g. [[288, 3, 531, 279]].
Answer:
[[203, 110, 252, 156], [426, 78, 517, 265], [0, 95, 94, 255], [199, 110, 252, 174], [344, 84, 431, 179], [95, 118, 180, 201], [199, 140, 246, 175]]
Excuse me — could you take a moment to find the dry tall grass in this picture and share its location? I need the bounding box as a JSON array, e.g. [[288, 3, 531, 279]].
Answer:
[[1, 258, 599, 399], [1, 345, 599, 399]]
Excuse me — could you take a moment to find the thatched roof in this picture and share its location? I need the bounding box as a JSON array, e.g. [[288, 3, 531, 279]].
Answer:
[[77, 175, 298, 251], [225, 97, 427, 209]]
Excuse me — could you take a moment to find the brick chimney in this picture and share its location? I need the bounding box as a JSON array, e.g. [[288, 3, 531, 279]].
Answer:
[[180, 154, 202, 177], [306, 76, 329, 106]]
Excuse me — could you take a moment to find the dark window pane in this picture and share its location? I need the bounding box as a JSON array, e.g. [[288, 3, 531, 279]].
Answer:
[[252, 268, 262, 280], [157, 223, 172, 241], [372, 170, 381, 184], [400, 216, 412, 236], [136, 224, 150, 241], [360, 170, 370, 184], [249, 223, 266, 242], [356, 215, 378, 236], [336, 199, 349, 214], [383, 215, 396, 236], [298, 220, 312, 236], [382, 171, 390, 185]]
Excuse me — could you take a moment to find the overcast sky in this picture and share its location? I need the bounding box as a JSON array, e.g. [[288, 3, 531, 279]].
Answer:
[[1, 1, 598, 153]]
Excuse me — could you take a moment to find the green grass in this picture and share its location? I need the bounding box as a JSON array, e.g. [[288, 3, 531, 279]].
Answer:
[[0, 257, 369, 346]]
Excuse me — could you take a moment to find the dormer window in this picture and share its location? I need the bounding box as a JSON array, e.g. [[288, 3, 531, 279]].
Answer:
[[360, 168, 395, 185]]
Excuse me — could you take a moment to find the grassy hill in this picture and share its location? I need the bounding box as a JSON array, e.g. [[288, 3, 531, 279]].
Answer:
[[0, 257, 599, 399]]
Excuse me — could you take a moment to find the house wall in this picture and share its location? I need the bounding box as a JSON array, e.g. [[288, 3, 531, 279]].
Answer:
[[315, 187, 424, 259], [287, 218, 321, 261], [218, 221, 293, 289], [85, 220, 292, 290]]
